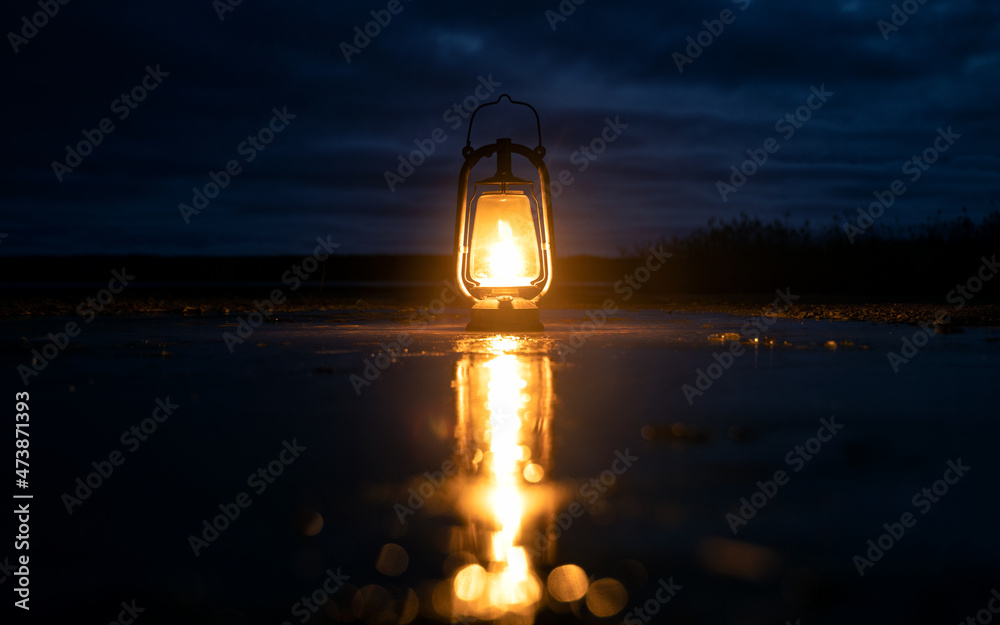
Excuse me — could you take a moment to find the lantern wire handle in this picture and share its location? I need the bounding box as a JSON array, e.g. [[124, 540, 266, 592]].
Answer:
[[464, 94, 545, 157]]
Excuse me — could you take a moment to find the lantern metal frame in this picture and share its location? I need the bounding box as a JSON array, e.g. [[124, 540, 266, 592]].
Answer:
[[454, 95, 555, 332]]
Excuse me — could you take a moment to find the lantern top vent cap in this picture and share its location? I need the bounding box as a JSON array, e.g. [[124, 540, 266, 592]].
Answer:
[[474, 137, 531, 186]]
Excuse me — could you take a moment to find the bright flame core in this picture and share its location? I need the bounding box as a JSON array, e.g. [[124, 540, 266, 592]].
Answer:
[[487, 220, 524, 285], [469, 192, 541, 287]]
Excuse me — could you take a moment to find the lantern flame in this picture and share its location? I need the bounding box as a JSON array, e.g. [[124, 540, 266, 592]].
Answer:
[[468, 192, 540, 288], [486, 219, 525, 286]]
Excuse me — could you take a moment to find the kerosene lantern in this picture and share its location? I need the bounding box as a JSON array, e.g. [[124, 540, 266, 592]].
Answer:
[[455, 95, 554, 331]]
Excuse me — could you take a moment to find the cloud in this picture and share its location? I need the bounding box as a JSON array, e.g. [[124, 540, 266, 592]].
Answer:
[[2, 0, 997, 256]]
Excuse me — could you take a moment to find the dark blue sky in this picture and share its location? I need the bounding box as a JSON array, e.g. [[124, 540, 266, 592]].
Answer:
[[2, 0, 997, 256]]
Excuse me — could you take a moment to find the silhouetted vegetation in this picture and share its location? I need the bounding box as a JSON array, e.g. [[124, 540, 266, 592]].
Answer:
[[2, 211, 997, 298], [612, 209, 1000, 295]]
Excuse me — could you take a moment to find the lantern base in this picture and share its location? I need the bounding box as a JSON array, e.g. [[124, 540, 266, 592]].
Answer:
[[466, 297, 544, 332]]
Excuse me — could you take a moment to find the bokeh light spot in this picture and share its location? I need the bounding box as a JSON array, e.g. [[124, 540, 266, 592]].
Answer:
[[375, 543, 409, 577], [547, 565, 588, 602], [585, 578, 627, 617], [523, 462, 544, 483]]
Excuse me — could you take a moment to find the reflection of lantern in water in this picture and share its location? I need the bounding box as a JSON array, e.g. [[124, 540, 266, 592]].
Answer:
[[454, 95, 555, 332], [448, 337, 554, 622]]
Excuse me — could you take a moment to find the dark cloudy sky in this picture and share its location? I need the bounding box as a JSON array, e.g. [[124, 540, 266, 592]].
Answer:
[[2, 0, 997, 257]]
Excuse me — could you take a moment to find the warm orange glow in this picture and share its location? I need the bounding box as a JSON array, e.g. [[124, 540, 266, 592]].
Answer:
[[585, 578, 628, 617], [449, 339, 549, 622], [487, 219, 525, 284], [469, 192, 541, 287], [523, 462, 544, 483], [443, 337, 616, 622], [454, 564, 488, 601], [547, 565, 589, 602]]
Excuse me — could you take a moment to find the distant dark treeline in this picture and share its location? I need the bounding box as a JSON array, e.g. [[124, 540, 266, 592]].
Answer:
[[1, 211, 997, 296], [629, 210, 1000, 295]]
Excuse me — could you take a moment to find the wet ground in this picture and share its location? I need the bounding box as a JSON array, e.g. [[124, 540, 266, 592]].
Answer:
[[4, 303, 1000, 624]]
